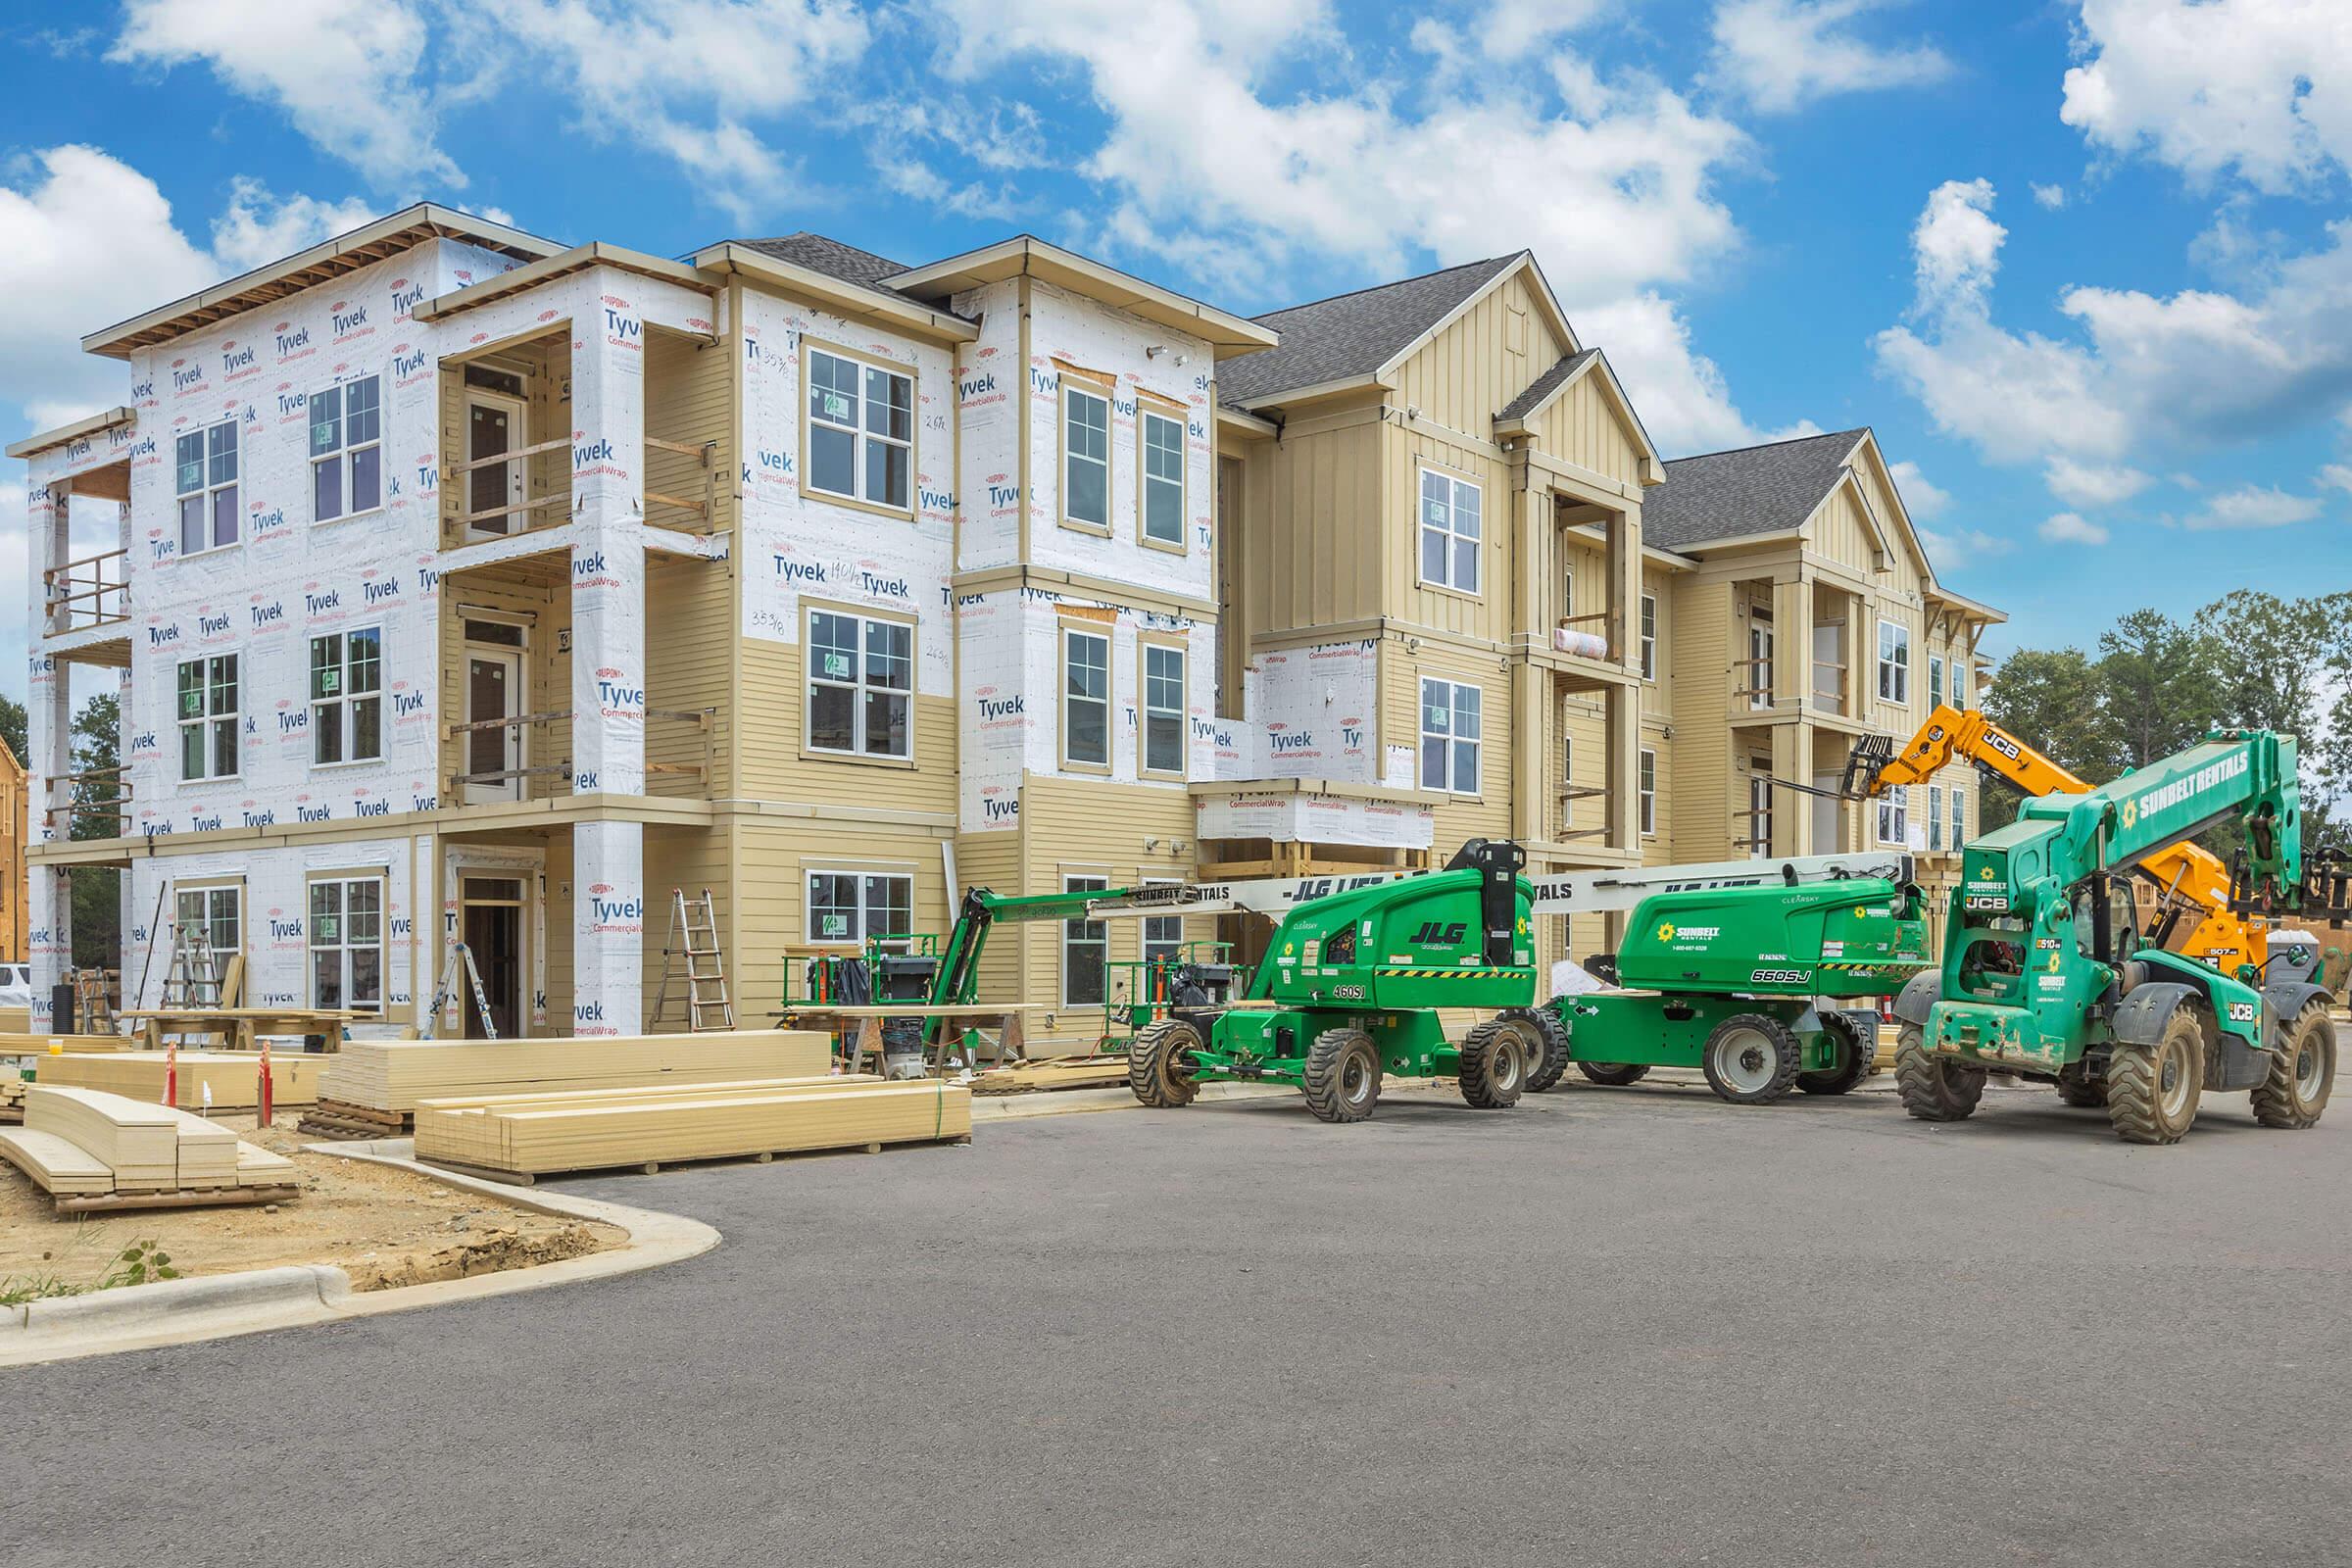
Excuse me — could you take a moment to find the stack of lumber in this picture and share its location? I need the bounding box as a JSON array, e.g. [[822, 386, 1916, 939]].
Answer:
[[414, 1075, 970, 1181], [37, 1051, 327, 1110], [0, 1032, 133, 1054], [317, 1030, 830, 1113], [0, 1085, 297, 1212], [969, 1054, 1131, 1095]]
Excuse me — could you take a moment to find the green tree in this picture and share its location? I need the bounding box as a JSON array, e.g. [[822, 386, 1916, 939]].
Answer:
[[0, 693, 25, 763], [67, 694, 122, 969], [1976, 647, 2117, 829], [2097, 609, 2224, 769]]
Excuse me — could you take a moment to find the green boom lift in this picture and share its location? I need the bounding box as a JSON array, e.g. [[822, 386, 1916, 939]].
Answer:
[[1894, 728, 2347, 1144]]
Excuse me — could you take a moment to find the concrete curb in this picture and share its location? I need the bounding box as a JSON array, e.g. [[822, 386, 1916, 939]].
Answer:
[[0, 1141, 719, 1368]]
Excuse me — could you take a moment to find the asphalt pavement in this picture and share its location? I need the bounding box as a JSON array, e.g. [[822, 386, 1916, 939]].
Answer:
[[5, 1075, 2347, 1568]]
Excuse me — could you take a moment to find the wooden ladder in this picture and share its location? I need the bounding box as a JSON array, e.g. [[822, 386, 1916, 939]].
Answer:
[[653, 888, 734, 1032]]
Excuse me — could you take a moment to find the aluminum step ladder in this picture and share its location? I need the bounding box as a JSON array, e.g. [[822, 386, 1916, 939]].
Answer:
[[652, 888, 735, 1032], [420, 940, 499, 1041], [161, 918, 222, 1007]]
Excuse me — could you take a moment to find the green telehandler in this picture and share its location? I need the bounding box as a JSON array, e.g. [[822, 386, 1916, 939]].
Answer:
[[1895, 728, 2347, 1144]]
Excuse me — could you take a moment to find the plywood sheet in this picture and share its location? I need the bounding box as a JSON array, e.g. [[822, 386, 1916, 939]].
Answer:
[[318, 1030, 831, 1111]]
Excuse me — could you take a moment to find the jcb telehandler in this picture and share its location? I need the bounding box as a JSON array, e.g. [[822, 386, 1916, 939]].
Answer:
[[1894, 729, 2346, 1144]]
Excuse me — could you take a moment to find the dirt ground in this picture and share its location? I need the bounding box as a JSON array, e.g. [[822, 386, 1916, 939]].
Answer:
[[0, 1116, 625, 1295]]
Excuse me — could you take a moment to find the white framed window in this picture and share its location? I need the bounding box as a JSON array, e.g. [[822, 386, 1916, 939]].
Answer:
[[1950, 786, 1966, 847], [1142, 643, 1187, 777], [1419, 678, 1483, 795], [807, 609, 912, 760], [1062, 626, 1110, 768], [1639, 747, 1658, 837], [174, 418, 239, 556], [1928, 783, 1945, 851], [1640, 593, 1658, 681], [176, 654, 240, 781], [1062, 873, 1109, 1007], [1951, 660, 1968, 711], [310, 627, 383, 766], [806, 870, 914, 948], [1747, 606, 1774, 710], [309, 875, 384, 1013], [1140, 406, 1185, 548], [172, 884, 241, 966], [1417, 467, 1482, 593], [1560, 735, 1574, 833], [1063, 381, 1111, 530], [805, 346, 911, 511], [310, 374, 382, 522], [1929, 653, 1945, 710], [1877, 620, 1911, 705], [1877, 783, 1910, 845], [1747, 767, 1774, 858]]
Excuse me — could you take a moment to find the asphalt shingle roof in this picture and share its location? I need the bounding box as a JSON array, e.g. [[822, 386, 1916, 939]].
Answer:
[[1497, 348, 1600, 421], [733, 232, 917, 294], [1641, 428, 1869, 552], [1218, 255, 1523, 406]]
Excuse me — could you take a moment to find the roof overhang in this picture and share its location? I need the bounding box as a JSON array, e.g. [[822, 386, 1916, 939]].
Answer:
[[1216, 404, 1280, 438], [692, 242, 980, 345], [8, 405, 134, 462], [1495, 349, 1663, 485], [1230, 372, 1390, 413], [1928, 584, 2007, 623], [82, 203, 563, 359], [885, 236, 1278, 359], [414, 242, 713, 325]]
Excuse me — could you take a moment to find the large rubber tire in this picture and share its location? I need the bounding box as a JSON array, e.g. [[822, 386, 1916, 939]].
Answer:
[[1457, 1017, 1532, 1109], [1795, 1012, 1874, 1096], [2252, 1001, 2334, 1130], [1508, 1006, 1572, 1094], [1301, 1027, 1383, 1123], [1576, 1061, 1651, 1087], [2107, 1007, 2204, 1145], [2055, 1060, 2107, 1108], [1700, 1013, 1802, 1105], [1895, 1023, 1985, 1122], [1128, 1017, 1202, 1108]]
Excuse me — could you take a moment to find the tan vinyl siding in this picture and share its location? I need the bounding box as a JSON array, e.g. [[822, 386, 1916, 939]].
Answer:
[[1533, 372, 1645, 491], [436, 566, 567, 803], [735, 640, 956, 813], [1236, 407, 1386, 638], [640, 822, 732, 1031], [1389, 270, 1570, 421]]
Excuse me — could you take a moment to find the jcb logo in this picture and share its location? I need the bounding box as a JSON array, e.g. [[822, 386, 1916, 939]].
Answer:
[[1409, 920, 1467, 946], [2228, 1002, 2256, 1024]]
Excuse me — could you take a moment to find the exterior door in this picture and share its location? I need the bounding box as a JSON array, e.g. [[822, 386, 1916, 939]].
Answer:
[[464, 645, 525, 803], [466, 393, 526, 538], [459, 878, 524, 1039]]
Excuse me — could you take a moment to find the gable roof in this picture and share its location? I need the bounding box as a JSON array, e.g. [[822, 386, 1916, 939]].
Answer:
[[1497, 348, 1601, 422], [1218, 254, 1522, 406], [1641, 428, 1871, 551], [735, 232, 917, 294]]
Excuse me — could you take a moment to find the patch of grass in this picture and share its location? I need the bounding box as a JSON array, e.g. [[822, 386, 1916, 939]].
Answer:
[[0, 1240, 180, 1306]]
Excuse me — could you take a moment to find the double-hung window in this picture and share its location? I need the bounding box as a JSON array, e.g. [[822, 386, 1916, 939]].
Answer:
[[1420, 678, 1483, 795], [1062, 873, 1109, 1006], [1951, 660, 1968, 711], [1639, 748, 1658, 837], [173, 885, 240, 968], [309, 875, 384, 1013], [175, 418, 239, 556], [310, 628, 382, 765], [1418, 468, 1482, 593], [1878, 620, 1911, 704], [177, 655, 239, 781], [311, 374, 382, 521], [1063, 382, 1111, 529], [806, 871, 913, 947], [806, 347, 911, 510], [1878, 784, 1910, 846], [1928, 784, 1945, 851], [1950, 787, 1966, 848], [1140, 406, 1185, 547], [807, 610, 912, 760], [1062, 627, 1109, 768], [1142, 643, 1186, 777], [1747, 768, 1774, 858], [1929, 654, 1945, 710], [1640, 594, 1659, 681]]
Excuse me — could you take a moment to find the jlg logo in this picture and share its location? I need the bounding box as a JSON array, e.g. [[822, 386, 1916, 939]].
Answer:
[[1409, 920, 1467, 946]]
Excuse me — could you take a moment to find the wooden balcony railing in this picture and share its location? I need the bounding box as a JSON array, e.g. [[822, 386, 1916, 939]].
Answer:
[[442, 434, 721, 546], [43, 763, 132, 833], [443, 707, 716, 799], [44, 548, 128, 633]]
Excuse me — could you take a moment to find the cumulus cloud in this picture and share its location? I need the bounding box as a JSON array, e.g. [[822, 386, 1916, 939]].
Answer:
[[2032, 181, 2068, 210], [2184, 483, 2324, 529], [2043, 456, 2153, 509], [2039, 512, 2111, 544], [1886, 458, 1950, 518], [1709, 0, 1952, 115], [1919, 524, 2011, 561], [2061, 0, 2352, 194]]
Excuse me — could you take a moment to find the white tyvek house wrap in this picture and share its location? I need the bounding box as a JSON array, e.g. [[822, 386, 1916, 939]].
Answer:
[[952, 279, 1022, 575], [573, 819, 643, 1036], [1194, 793, 1434, 850], [569, 290, 647, 797], [736, 288, 956, 701], [1245, 638, 1380, 783]]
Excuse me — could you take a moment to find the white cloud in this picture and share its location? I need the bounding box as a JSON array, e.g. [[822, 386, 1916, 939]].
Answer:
[[933, 0, 1769, 452], [1709, 0, 1952, 115], [2032, 181, 2068, 210], [2043, 455, 2153, 509], [1908, 176, 2004, 307], [2061, 0, 2352, 194], [113, 0, 462, 189], [2039, 511, 2111, 544], [1886, 457, 1950, 518], [2185, 483, 2324, 529], [2321, 463, 2352, 493], [209, 180, 381, 273], [1919, 524, 2011, 560]]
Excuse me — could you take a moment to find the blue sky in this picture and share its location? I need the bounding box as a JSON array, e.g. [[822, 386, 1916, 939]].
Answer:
[[5, 0, 2349, 704]]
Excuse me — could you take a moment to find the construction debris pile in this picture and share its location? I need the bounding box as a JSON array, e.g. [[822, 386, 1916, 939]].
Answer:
[[0, 1085, 296, 1213]]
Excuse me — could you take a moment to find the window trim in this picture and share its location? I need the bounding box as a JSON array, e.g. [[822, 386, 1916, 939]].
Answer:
[[803, 866, 916, 949], [1060, 870, 1112, 1009], [1640, 593, 1659, 682], [1949, 785, 1966, 848], [306, 870, 388, 1015], [1418, 676, 1485, 798], [1877, 782, 1911, 846], [1138, 634, 1189, 780], [1928, 783, 1945, 852], [309, 625, 385, 770], [1746, 764, 1774, 858], [176, 653, 241, 784], [1877, 618, 1911, 706], [800, 601, 917, 767], [1929, 652, 1945, 710], [1058, 372, 1115, 535], [172, 880, 244, 972], [173, 416, 241, 559], [1639, 747, 1658, 837], [799, 337, 916, 519], [310, 372, 385, 525], [1136, 398, 1189, 555], [1059, 622, 1112, 774], [1414, 464, 1485, 597]]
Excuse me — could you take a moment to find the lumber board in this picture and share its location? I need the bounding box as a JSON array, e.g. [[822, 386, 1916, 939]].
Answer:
[[0, 1127, 115, 1195], [318, 1030, 830, 1111], [970, 1055, 1131, 1095], [26, 1086, 181, 1188], [0, 1033, 134, 1054], [54, 1184, 300, 1215], [37, 1051, 326, 1109]]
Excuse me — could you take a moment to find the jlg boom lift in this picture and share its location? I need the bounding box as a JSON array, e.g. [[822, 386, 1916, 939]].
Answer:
[[1892, 728, 2344, 1144]]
